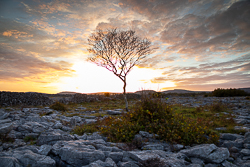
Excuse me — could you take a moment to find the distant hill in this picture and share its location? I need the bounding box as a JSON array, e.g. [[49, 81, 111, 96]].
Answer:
[[162, 89, 211, 94], [57, 91, 80, 95], [162, 88, 250, 94], [134, 90, 156, 95], [56, 88, 250, 95]]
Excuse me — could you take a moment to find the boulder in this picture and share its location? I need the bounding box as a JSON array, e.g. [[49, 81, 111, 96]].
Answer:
[[7, 130, 23, 139], [180, 144, 217, 158], [141, 144, 164, 150], [0, 157, 22, 167], [180, 144, 229, 164], [26, 122, 48, 133], [222, 139, 244, 149], [241, 149, 250, 156], [38, 145, 52, 156], [172, 144, 184, 151], [206, 147, 230, 163], [105, 157, 118, 167], [86, 132, 104, 140], [139, 131, 155, 138], [190, 157, 204, 165], [72, 116, 82, 123], [88, 160, 115, 167], [220, 133, 243, 141], [118, 161, 139, 167], [51, 140, 105, 166], [26, 116, 42, 122], [36, 130, 74, 145], [12, 149, 56, 167], [204, 164, 218, 167], [52, 122, 63, 129], [95, 144, 112, 152], [85, 119, 97, 124], [0, 122, 13, 134], [0, 112, 9, 120], [187, 165, 203, 167], [126, 151, 161, 162], [0, 119, 11, 124], [222, 160, 238, 167], [108, 152, 123, 163], [107, 110, 122, 115]]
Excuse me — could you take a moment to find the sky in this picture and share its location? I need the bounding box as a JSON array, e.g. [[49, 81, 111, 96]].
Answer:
[[0, 0, 249, 94]]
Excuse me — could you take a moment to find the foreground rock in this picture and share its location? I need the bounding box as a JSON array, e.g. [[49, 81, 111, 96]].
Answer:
[[0, 122, 13, 134], [37, 130, 74, 146], [0, 97, 249, 166], [180, 144, 230, 164]]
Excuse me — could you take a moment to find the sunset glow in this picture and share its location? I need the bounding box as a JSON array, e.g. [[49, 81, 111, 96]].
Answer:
[[0, 0, 249, 93], [58, 62, 175, 93]]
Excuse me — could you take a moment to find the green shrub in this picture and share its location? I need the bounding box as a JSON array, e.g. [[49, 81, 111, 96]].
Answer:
[[73, 123, 99, 134], [73, 97, 219, 145], [209, 102, 227, 113], [212, 88, 249, 97], [157, 113, 219, 145], [152, 92, 163, 98], [50, 102, 67, 112]]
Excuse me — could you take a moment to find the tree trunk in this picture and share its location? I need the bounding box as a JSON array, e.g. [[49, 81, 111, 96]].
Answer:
[[123, 79, 129, 112]]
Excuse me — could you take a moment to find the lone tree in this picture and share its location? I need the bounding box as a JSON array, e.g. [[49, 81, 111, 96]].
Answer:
[[87, 28, 154, 111]]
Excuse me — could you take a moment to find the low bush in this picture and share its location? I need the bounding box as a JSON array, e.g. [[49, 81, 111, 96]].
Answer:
[[50, 102, 67, 112], [152, 92, 163, 98], [212, 88, 249, 97], [209, 102, 228, 113], [73, 97, 219, 145], [73, 123, 99, 134]]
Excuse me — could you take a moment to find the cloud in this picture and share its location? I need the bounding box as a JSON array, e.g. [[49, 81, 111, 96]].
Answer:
[[156, 53, 250, 89], [93, 0, 249, 69], [2, 30, 33, 38], [0, 45, 74, 82], [160, 0, 250, 58], [0, 17, 88, 58], [107, 0, 249, 62], [119, 0, 191, 20], [150, 77, 167, 83], [0, 0, 249, 92], [0, 17, 52, 42]]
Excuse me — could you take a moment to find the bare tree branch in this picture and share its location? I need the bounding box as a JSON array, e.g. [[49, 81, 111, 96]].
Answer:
[[87, 28, 155, 111]]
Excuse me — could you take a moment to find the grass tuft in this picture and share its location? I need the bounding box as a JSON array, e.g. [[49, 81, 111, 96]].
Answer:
[[50, 102, 67, 112], [73, 97, 221, 145]]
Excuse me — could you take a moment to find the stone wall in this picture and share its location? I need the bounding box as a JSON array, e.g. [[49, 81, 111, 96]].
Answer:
[[0, 91, 53, 107], [0, 92, 142, 107], [58, 93, 89, 104], [112, 93, 141, 100]]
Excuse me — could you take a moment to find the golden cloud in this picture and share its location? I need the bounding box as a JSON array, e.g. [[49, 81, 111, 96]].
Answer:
[[3, 30, 33, 38]]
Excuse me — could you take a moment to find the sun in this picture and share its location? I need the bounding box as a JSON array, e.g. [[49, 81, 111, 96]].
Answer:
[[58, 61, 123, 93], [57, 61, 176, 93]]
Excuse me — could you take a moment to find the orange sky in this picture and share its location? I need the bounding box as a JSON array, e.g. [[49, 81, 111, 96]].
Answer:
[[0, 0, 249, 94]]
